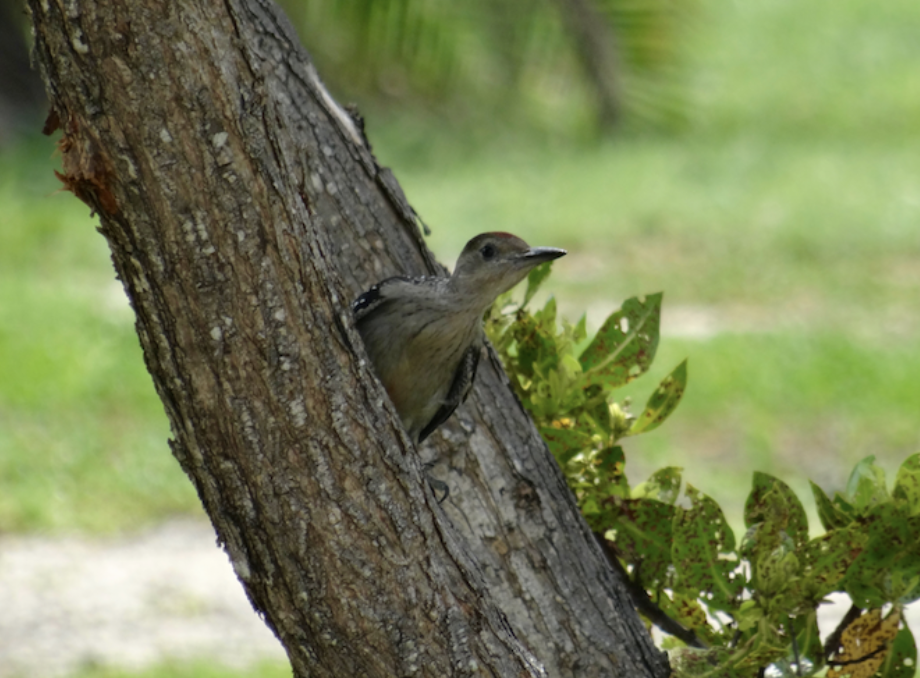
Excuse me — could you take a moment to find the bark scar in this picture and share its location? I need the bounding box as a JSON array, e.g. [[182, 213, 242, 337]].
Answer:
[[53, 114, 120, 216]]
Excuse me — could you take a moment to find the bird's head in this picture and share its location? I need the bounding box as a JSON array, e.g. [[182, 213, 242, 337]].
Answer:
[[450, 232, 566, 309]]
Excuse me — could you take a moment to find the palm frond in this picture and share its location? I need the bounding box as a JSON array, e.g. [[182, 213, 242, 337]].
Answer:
[[281, 0, 693, 133]]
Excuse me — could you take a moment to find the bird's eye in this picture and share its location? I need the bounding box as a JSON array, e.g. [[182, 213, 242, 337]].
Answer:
[[480, 244, 497, 260]]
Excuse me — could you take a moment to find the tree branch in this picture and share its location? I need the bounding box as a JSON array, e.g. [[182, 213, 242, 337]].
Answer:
[[823, 603, 864, 663], [595, 533, 705, 649]]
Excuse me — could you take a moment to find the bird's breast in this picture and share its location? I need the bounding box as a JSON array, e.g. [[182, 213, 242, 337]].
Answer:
[[378, 310, 480, 436]]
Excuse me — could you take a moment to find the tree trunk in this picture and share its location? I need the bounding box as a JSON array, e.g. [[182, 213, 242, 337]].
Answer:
[[27, 1, 669, 676]]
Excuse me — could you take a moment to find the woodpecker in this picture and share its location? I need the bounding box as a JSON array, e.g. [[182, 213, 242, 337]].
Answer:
[[353, 232, 566, 444]]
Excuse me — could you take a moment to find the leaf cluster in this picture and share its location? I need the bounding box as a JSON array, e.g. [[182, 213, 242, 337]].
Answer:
[[486, 264, 920, 678], [485, 264, 687, 529]]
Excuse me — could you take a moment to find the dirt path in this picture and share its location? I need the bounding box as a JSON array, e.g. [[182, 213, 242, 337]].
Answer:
[[0, 520, 283, 678], [2, 519, 916, 677]]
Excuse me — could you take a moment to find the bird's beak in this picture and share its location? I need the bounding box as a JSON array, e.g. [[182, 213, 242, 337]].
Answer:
[[520, 246, 567, 264]]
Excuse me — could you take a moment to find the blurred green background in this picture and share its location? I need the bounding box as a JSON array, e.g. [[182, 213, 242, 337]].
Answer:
[[2, 0, 918, 532], [1, 0, 919, 673]]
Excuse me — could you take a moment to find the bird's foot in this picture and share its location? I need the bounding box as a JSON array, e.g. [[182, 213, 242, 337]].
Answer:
[[422, 462, 450, 504]]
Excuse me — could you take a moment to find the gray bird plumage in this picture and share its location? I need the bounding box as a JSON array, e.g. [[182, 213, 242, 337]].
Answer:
[[353, 232, 566, 444]]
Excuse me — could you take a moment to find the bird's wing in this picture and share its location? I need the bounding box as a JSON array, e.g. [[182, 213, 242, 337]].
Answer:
[[417, 343, 481, 443], [352, 276, 408, 324]]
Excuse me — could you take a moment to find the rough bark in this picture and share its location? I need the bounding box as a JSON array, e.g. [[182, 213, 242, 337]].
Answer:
[[27, 0, 669, 676]]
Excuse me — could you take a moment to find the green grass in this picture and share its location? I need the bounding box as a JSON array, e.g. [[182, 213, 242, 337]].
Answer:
[[0, 140, 201, 532], [66, 659, 290, 678], [616, 332, 920, 526], [1, 0, 919, 535], [686, 0, 920, 140], [387, 135, 920, 309]]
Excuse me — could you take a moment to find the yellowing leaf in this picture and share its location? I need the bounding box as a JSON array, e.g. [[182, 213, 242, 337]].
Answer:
[[827, 607, 900, 678]]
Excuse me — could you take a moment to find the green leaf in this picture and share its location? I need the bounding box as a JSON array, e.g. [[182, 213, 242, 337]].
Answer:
[[578, 293, 662, 389], [633, 466, 683, 504], [811, 480, 854, 531], [845, 455, 890, 510], [657, 590, 722, 646], [669, 646, 738, 677], [521, 261, 554, 308], [740, 474, 812, 616], [893, 453, 920, 516], [628, 359, 687, 436], [598, 445, 625, 472], [735, 598, 764, 632], [608, 498, 676, 588], [672, 485, 744, 611], [540, 425, 594, 465], [878, 623, 917, 678], [671, 642, 789, 677], [751, 535, 799, 602], [582, 388, 613, 437], [511, 311, 556, 379], [535, 294, 557, 329], [792, 611, 824, 668], [800, 526, 866, 601], [744, 472, 809, 550], [844, 503, 920, 607], [570, 313, 588, 345]]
